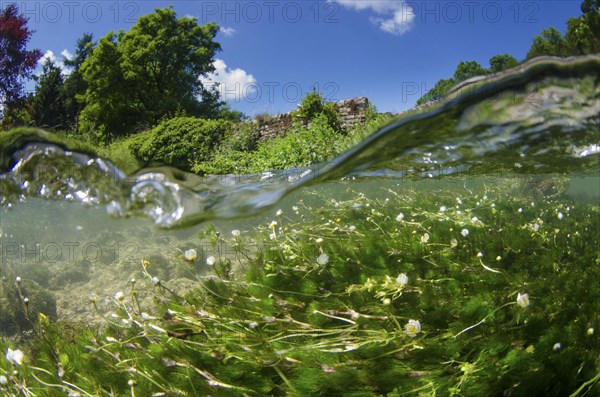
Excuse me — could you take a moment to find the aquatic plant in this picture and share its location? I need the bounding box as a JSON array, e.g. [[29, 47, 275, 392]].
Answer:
[[1, 178, 598, 396]]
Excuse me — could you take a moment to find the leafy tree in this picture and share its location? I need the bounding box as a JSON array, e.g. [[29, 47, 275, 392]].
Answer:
[[566, 0, 600, 54], [453, 60, 489, 83], [79, 7, 222, 141], [416, 78, 456, 105], [489, 54, 519, 73], [62, 33, 95, 129], [32, 59, 68, 130], [527, 27, 571, 59], [0, 3, 42, 123]]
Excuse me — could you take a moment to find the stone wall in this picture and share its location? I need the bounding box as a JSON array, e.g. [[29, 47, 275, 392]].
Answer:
[[252, 97, 370, 141]]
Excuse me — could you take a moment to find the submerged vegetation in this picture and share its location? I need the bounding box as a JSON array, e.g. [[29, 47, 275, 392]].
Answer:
[[1, 179, 598, 396]]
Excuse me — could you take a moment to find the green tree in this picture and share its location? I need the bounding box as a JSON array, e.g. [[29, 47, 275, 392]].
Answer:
[[62, 33, 95, 129], [566, 0, 600, 54], [416, 78, 456, 105], [489, 54, 519, 73], [527, 27, 571, 58], [31, 59, 67, 130], [453, 60, 489, 83], [79, 7, 222, 142]]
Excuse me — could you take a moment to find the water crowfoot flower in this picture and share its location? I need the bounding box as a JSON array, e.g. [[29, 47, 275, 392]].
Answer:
[[184, 249, 197, 261], [396, 273, 408, 287], [316, 253, 329, 265], [206, 256, 216, 266], [114, 291, 125, 302], [276, 209, 283, 217], [405, 320, 421, 337], [517, 293, 530, 308], [396, 213, 404, 222], [231, 229, 241, 237], [5, 348, 24, 365], [553, 343, 562, 351], [420, 233, 430, 243], [461, 228, 469, 237]]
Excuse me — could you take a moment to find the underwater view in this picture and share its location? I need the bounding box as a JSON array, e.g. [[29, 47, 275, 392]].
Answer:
[[0, 55, 599, 396]]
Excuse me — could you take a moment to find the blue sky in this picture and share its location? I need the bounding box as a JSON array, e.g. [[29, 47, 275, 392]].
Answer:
[[13, 0, 584, 116]]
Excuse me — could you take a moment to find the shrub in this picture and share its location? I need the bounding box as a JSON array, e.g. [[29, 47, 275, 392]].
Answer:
[[128, 117, 231, 171], [292, 90, 342, 134]]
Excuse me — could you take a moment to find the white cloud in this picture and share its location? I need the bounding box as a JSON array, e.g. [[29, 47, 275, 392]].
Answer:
[[331, 0, 415, 35], [39, 49, 72, 76], [220, 27, 236, 37], [61, 49, 74, 61], [200, 59, 257, 102]]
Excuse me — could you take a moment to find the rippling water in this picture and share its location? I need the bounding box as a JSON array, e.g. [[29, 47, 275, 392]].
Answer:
[[0, 55, 598, 322]]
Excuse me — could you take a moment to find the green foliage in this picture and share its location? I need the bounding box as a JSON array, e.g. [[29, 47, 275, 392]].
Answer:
[[79, 7, 222, 141], [527, 27, 572, 59], [128, 116, 231, 171], [62, 33, 95, 130], [416, 78, 456, 106], [489, 54, 519, 73], [292, 89, 342, 134], [566, 0, 600, 55], [1, 180, 598, 396], [453, 60, 489, 83], [31, 59, 68, 130]]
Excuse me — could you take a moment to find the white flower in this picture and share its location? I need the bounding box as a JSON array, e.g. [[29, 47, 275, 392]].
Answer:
[[450, 238, 458, 247], [292, 206, 299, 211], [440, 206, 446, 212], [206, 256, 216, 266], [382, 298, 391, 305], [557, 212, 563, 220], [517, 293, 530, 308], [114, 291, 125, 302], [477, 252, 483, 257], [461, 229, 469, 237], [471, 216, 479, 222], [269, 220, 277, 229], [269, 233, 275, 240], [5, 348, 24, 365], [405, 319, 421, 337], [15, 276, 21, 284], [496, 256, 502, 261], [0, 375, 7, 384], [420, 233, 430, 243], [518, 208, 523, 213], [396, 213, 404, 222], [587, 328, 594, 336], [396, 273, 408, 287], [317, 253, 329, 265], [553, 343, 562, 351], [184, 249, 197, 261], [276, 209, 283, 217], [315, 238, 323, 243], [151, 276, 160, 284], [231, 229, 241, 237], [248, 321, 259, 329]]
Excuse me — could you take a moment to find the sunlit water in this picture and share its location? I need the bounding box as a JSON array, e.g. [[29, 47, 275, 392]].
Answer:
[[0, 55, 598, 325]]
